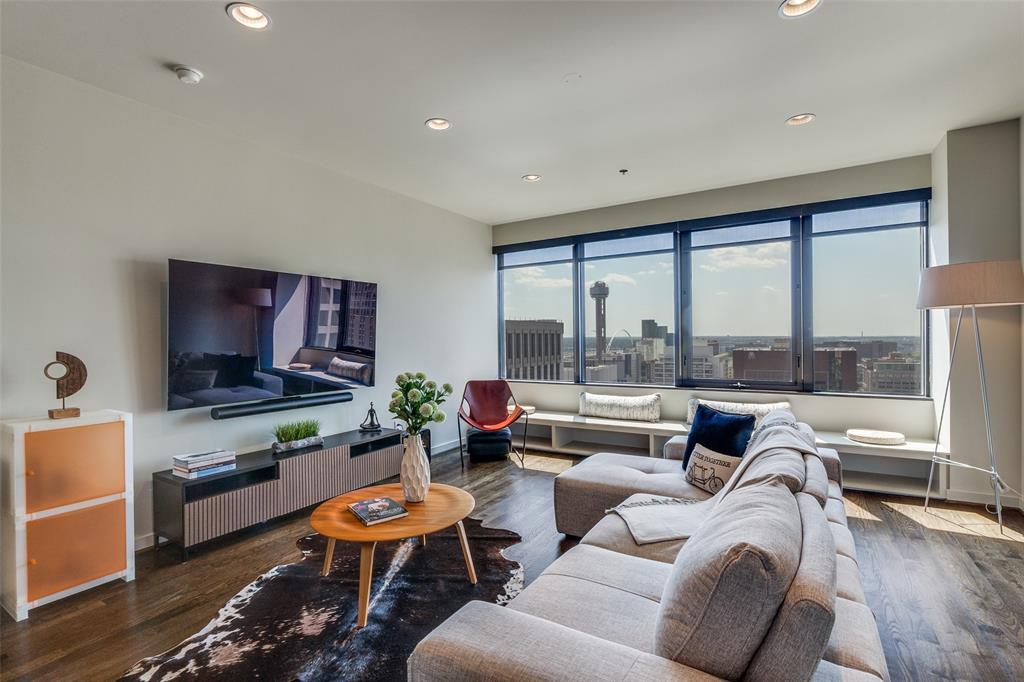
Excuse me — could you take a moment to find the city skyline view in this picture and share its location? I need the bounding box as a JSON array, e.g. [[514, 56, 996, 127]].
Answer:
[[501, 205, 925, 394]]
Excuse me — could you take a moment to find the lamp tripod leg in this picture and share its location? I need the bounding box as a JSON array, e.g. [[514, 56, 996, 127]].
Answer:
[[926, 305, 963, 513], [972, 305, 1003, 535]]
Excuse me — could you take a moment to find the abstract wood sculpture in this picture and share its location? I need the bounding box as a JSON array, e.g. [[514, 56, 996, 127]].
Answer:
[[44, 351, 87, 419]]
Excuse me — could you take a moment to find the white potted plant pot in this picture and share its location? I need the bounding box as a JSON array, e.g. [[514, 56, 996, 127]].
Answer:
[[400, 433, 431, 502], [272, 435, 324, 453]]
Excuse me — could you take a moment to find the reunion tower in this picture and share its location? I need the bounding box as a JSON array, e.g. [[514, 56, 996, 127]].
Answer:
[[590, 281, 609, 362]]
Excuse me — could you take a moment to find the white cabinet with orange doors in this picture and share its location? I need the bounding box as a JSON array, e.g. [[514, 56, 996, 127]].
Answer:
[[1, 410, 134, 621]]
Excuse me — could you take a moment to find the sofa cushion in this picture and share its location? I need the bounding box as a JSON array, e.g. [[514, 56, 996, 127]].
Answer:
[[687, 398, 792, 426], [202, 352, 257, 387], [745, 492, 837, 682], [325, 356, 372, 385], [802, 454, 830, 507], [830, 523, 858, 563], [684, 444, 742, 494], [173, 369, 218, 393], [682, 404, 756, 468], [823, 598, 888, 680], [828, 480, 843, 501], [508, 573, 659, 652], [581, 512, 687, 564], [734, 449, 806, 493], [836, 554, 866, 604], [664, 434, 688, 460], [818, 448, 843, 486], [655, 478, 801, 680], [537, 544, 672, 602], [578, 391, 662, 422], [554, 453, 711, 537], [825, 498, 848, 526]]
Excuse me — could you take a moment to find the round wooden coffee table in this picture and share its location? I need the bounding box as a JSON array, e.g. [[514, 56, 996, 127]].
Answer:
[[310, 482, 476, 627]]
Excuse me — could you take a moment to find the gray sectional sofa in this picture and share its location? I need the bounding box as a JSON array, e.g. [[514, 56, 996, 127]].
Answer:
[[409, 413, 888, 682]]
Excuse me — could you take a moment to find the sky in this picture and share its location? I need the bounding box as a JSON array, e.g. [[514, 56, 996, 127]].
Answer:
[[502, 226, 922, 339]]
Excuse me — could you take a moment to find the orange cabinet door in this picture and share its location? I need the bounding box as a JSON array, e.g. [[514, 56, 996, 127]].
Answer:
[[26, 500, 126, 602], [25, 421, 125, 513]]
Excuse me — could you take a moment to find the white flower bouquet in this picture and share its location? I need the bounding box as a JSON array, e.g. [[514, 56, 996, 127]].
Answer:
[[388, 372, 454, 435]]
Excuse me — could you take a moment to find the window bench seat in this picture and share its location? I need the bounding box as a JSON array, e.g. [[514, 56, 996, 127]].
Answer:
[[813, 430, 948, 498], [512, 410, 688, 458], [513, 409, 946, 498]]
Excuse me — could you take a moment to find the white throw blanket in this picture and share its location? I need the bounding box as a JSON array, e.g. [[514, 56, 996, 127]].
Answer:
[[608, 410, 819, 544]]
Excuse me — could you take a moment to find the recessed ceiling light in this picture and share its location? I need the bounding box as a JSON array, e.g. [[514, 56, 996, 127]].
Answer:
[[226, 3, 271, 30], [424, 118, 452, 131], [173, 66, 204, 85], [522, 174, 541, 182], [785, 113, 816, 126], [778, 0, 821, 18]]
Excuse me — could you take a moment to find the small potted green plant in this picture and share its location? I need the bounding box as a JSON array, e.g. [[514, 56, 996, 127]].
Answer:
[[272, 418, 323, 453], [388, 372, 453, 502]]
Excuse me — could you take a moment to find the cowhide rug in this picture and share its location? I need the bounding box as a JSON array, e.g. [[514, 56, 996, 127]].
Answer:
[[122, 518, 523, 681]]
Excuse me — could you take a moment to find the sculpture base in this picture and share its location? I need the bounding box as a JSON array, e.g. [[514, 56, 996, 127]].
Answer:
[[48, 407, 81, 419]]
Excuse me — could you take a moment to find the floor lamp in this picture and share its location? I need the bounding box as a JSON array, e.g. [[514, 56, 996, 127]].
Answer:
[[918, 259, 1024, 533]]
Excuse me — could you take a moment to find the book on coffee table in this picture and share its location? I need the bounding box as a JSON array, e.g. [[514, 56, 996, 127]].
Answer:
[[347, 497, 409, 526]]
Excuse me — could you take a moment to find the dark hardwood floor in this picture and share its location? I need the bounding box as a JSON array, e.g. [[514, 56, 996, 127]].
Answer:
[[2, 449, 1022, 681]]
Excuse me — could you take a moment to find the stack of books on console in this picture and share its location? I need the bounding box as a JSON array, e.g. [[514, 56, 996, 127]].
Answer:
[[172, 449, 237, 479]]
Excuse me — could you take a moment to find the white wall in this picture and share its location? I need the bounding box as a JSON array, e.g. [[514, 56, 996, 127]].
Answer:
[[931, 119, 1022, 508], [0, 57, 497, 547], [493, 155, 931, 245]]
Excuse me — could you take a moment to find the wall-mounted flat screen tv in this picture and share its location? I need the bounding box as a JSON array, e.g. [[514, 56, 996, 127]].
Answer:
[[167, 259, 377, 411]]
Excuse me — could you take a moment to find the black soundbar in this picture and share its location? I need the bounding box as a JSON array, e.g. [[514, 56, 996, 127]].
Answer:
[[210, 391, 354, 420]]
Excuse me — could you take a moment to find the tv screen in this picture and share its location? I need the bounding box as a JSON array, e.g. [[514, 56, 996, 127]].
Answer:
[[167, 259, 377, 411]]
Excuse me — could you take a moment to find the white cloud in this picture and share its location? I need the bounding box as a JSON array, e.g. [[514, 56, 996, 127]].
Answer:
[[587, 273, 637, 287], [600, 273, 638, 286], [760, 285, 780, 293], [509, 266, 572, 289], [699, 242, 789, 272], [715, 290, 729, 296]]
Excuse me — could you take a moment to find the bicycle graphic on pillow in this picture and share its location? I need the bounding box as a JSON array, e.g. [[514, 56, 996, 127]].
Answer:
[[686, 463, 725, 493]]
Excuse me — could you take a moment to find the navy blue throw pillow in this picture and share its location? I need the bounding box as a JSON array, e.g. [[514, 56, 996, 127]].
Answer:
[[682, 404, 756, 469]]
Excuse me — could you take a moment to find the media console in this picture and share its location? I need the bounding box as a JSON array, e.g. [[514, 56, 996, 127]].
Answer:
[[152, 428, 406, 560]]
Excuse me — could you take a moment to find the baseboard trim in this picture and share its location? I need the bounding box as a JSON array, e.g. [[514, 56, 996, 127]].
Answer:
[[135, 532, 156, 552], [945, 487, 1022, 510]]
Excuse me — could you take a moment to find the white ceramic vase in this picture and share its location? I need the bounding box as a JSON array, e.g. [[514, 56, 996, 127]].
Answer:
[[401, 433, 431, 502]]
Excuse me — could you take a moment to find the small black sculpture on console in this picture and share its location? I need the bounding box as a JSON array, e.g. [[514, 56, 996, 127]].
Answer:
[[360, 402, 382, 432]]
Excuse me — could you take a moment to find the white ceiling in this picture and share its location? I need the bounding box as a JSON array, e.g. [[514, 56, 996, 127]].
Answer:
[[3, 1, 1022, 225]]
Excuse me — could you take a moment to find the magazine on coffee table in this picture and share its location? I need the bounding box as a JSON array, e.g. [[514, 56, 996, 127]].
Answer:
[[347, 497, 409, 525]]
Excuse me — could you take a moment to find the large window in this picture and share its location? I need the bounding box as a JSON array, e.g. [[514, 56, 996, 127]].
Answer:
[[500, 246, 574, 382], [582, 234, 675, 385], [810, 203, 926, 395], [497, 192, 929, 396], [688, 221, 795, 388]]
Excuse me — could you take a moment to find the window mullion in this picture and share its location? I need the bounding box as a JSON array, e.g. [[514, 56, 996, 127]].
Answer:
[[572, 243, 583, 384], [678, 231, 692, 385], [800, 215, 814, 392]]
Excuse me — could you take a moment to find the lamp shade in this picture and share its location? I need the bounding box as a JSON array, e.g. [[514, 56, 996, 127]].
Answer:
[[916, 259, 1024, 310], [238, 287, 273, 307]]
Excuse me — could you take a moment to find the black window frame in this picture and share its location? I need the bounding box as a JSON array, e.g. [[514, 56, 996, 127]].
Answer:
[[495, 188, 931, 398], [496, 249, 576, 384]]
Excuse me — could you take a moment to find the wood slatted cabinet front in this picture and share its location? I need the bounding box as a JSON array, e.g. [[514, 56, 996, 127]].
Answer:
[[1, 411, 134, 621], [153, 429, 404, 560]]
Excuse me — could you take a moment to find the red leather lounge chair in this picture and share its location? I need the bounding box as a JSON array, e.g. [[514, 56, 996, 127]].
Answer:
[[457, 380, 529, 467]]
